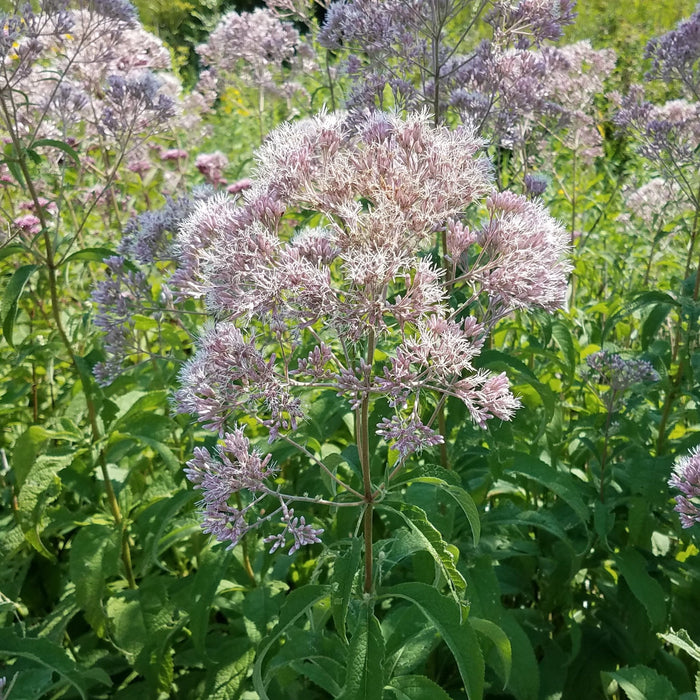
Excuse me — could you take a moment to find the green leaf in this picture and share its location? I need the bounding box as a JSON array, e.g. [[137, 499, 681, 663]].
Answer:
[[387, 675, 453, 700], [12, 425, 52, 490], [642, 303, 672, 350], [137, 490, 198, 574], [1, 264, 40, 346], [615, 550, 666, 629], [16, 453, 72, 559], [602, 291, 680, 345], [410, 478, 481, 545], [188, 548, 234, 658], [464, 559, 538, 700], [602, 665, 677, 700], [551, 319, 577, 381], [0, 628, 109, 699], [391, 463, 461, 489], [134, 578, 183, 697], [291, 657, 345, 697], [383, 605, 440, 677], [105, 593, 146, 663], [379, 582, 483, 700], [506, 453, 590, 525], [4, 142, 25, 186], [476, 349, 555, 434], [61, 247, 117, 265], [332, 538, 361, 642], [659, 629, 700, 664], [0, 244, 24, 261], [203, 639, 256, 700], [266, 629, 345, 695], [31, 137, 80, 164], [338, 603, 385, 700], [131, 434, 181, 471], [69, 524, 120, 638], [469, 618, 512, 687], [380, 502, 466, 596], [243, 581, 288, 644], [484, 504, 570, 543], [254, 585, 330, 700]]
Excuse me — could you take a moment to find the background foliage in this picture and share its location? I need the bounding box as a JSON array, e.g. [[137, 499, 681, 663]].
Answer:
[[1, 0, 699, 699]]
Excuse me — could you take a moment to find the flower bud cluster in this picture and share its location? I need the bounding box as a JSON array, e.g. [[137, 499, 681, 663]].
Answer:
[[91, 255, 152, 386], [585, 350, 660, 394]]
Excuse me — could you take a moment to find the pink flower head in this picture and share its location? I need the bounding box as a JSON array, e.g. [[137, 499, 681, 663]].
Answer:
[[161, 148, 188, 161], [227, 178, 253, 194], [13, 214, 41, 234], [669, 446, 700, 528], [195, 151, 229, 186], [174, 110, 570, 552]]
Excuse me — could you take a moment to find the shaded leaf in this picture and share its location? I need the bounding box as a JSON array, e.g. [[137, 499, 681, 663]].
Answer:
[[386, 674, 453, 700], [615, 550, 666, 629], [1, 264, 40, 346], [254, 585, 330, 700], [69, 524, 120, 638], [0, 628, 109, 699], [339, 602, 385, 700], [379, 582, 483, 700], [380, 502, 466, 596], [602, 665, 677, 700], [331, 538, 361, 642]]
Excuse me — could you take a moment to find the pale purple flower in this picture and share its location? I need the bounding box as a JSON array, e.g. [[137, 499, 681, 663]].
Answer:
[[487, 0, 577, 48], [524, 173, 548, 196], [175, 322, 304, 438], [195, 152, 229, 186], [466, 191, 572, 314], [320, 0, 577, 134], [174, 110, 570, 548], [669, 446, 700, 528], [377, 414, 444, 457], [185, 426, 323, 552], [196, 6, 315, 107], [119, 193, 205, 264], [161, 148, 188, 161], [585, 350, 660, 397], [645, 5, 700, 96], [127, 159, 151, 175], [13, 214, 41, 235], [264, 502, 324, 555], [100, 72, 176, 142], [622, 178, 687, 229], [92, 255, 151, 385], [227, 178, 253, 195]]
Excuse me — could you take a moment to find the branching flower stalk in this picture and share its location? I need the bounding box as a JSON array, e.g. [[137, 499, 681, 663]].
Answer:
[[584, 351, 660, 501], [171, 110, 570, 593]]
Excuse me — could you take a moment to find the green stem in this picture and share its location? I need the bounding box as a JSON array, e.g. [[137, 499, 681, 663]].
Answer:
[[325, 50, 336, 112], [360, 330, 375, 594], [598, 400, 615, 504], [235, 493, 257, 587]]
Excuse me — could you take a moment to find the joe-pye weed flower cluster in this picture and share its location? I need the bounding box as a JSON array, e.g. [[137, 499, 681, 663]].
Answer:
[[172, 109, 570, 579]]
